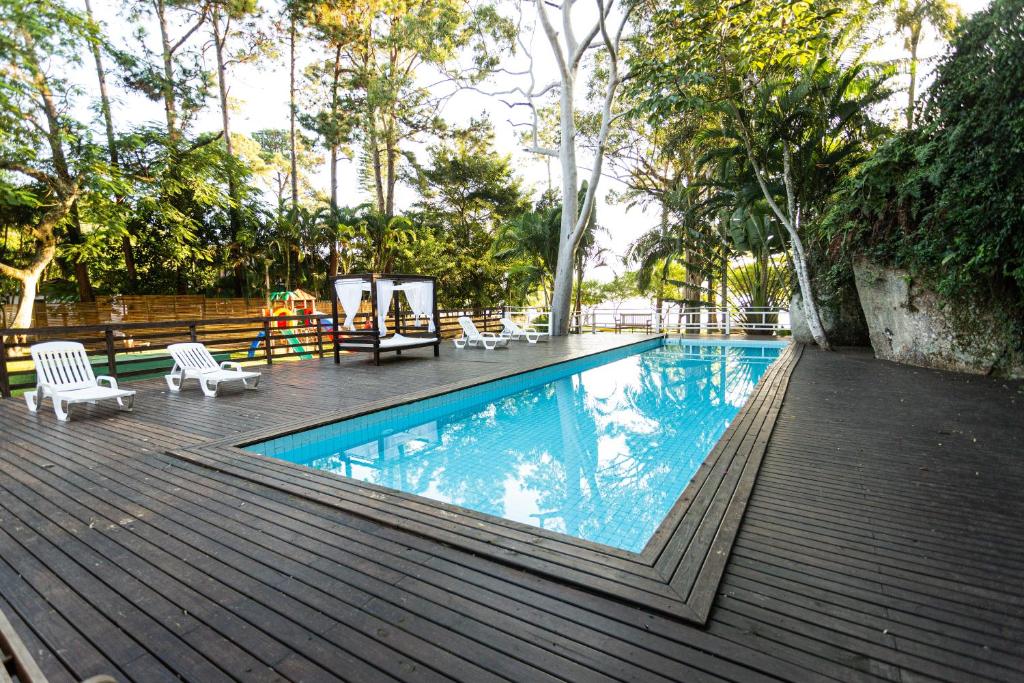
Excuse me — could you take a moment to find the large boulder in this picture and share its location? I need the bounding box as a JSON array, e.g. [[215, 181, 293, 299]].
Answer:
[[790, 287, 869, 347], [851, 258, 1023, 378]]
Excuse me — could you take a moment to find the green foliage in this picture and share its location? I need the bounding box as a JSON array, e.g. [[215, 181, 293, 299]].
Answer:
[[413, 122, 530, 308], [819, 0, 1024, 321], [629, 0, 892, 326]]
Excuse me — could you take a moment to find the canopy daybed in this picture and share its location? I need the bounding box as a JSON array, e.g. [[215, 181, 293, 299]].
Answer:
[[330, 272, 441, 365]]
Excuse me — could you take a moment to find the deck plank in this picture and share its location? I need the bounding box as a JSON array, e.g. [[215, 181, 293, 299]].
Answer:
[[0, 338, 1022, 682]]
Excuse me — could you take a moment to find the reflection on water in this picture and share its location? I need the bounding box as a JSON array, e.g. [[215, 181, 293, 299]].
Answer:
[[253, 343, 781, 552]]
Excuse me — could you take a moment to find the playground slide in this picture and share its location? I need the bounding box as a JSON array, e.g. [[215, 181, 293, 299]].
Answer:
[[281, 330, 313, 359], [247, 330, 314, 360]]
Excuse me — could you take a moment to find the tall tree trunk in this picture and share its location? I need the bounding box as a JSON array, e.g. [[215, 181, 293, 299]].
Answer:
[[369, 125, 386, 213], [739, 127, 830, 348], [66, 203, 95, 302], [385, 118, 398, 217], [328, 145, 339, 278], [85, 0, 137, 291], [34, 49, 87, 301], [720, 249, 728, 325], [155, 0, 179, 142], [573, 260, 583, 331], [212, 8, 245, 297], [907, 25, 921, 128], [325, 45, 341, 278], [289, 17, 299, 213], [535, 0, 624, 336], [548, 71, 580, 337]]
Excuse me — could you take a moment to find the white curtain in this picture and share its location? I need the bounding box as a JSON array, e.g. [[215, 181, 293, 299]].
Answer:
[[376, 279, 395, 335], [404, 281, 435, 333], [334, 279, 365, 331]]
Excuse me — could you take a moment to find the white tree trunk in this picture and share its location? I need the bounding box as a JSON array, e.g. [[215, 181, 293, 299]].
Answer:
[[550, 73, 580, 336], [740, 133, 831, 348], [13, 273, 39, 329], [534, 0, 630, 336]]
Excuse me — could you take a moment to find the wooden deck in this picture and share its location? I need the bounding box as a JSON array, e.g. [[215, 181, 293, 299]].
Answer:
[[1, 338, 1022, 682]]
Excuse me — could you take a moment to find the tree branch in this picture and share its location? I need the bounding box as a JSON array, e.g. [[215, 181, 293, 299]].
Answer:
[[0, 162, 56, 187], [170, 9, 209, 54]]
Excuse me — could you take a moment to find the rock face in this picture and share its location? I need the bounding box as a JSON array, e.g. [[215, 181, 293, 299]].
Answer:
[[851, 258, 1023, 378], [790, 288, 869, 347]]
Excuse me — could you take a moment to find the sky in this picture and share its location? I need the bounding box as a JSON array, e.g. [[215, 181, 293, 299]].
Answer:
[[79, 0, 989, 283]]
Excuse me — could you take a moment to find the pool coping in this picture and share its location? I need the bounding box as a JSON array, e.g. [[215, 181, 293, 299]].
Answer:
[[166, 336, 802, 625]]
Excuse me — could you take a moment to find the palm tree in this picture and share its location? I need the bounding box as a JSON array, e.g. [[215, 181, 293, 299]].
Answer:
[[360, 212, 418, 273], [727, 204, 791, 332], [895, 0, 961, 128], [492, 203, 562, 305], [625, 181, 725, 316]]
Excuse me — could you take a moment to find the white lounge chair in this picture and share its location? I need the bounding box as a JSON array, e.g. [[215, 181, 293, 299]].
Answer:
[[24, 341, 136, 421], [165, 343, 260, 397], [499, 317, 544, 344], [455, 316, 509, 350]]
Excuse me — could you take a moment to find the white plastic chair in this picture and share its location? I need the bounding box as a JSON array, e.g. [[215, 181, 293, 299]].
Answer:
[[24, 341, 136, 421], [165, 343, 261, 397], [455, 317, 509, 350], [499, 317, 543, 344]]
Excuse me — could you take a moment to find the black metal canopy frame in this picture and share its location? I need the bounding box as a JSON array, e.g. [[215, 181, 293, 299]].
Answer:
[[329, 272, 441, 366]]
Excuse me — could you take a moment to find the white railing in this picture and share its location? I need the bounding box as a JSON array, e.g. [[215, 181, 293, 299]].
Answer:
[[662, 307, 790, 335], [563, 306, 789, 336], [503, 305, 789, 336]]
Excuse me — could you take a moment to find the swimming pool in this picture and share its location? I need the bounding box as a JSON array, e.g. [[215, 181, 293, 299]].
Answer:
[[246, 338, 786, 553]]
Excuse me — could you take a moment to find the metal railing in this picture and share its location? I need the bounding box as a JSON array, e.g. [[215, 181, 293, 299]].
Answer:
[[569, 306, 790, 336]]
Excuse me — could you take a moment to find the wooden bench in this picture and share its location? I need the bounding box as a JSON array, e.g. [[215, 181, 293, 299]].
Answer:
[[615, 313, 652, 333]]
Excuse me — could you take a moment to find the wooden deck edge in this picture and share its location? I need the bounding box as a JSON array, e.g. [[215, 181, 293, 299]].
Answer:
[[166, 340, 803, 626], [683, 344, 804, 623]]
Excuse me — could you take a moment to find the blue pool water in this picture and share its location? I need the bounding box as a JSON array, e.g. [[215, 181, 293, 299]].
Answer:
[[246, 339, 785, 552]]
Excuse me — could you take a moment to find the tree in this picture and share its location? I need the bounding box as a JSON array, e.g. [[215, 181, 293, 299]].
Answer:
[[631, 0, 889, 348], [894, 0, 961, 128], [0, 0, 100, 329], [492, 200, 561, 305], [820, 0, 1024, 333], [522, 0, 635, 335], [207, 0, 271, 295], [600, 271, 639, 318], [415, 121, 530, 307], [83, 0, 140, 291], [726, 205, 791, 331], [124, 0, 211, 143]]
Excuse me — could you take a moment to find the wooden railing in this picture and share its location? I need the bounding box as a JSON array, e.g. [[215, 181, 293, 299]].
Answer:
[[1, 294, 341, 328], [0, 307, 504, 398]]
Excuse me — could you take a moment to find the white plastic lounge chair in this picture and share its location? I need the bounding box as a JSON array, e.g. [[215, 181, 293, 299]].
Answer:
[[165, 343, 261, 397], [24, 341, 135, 421], [499, 317, 543, 344], [456, 316, 509, 350]]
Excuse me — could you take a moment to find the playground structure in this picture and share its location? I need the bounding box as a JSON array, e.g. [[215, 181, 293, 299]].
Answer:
[[247, 289, 326, 361]]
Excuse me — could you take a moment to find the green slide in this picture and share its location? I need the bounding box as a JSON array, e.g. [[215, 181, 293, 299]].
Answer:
[[280, 330, 314, 359]]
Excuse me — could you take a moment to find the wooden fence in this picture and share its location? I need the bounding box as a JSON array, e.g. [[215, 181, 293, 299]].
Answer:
[[0, 294, 335, 329], [0, 307, 504, 398]]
